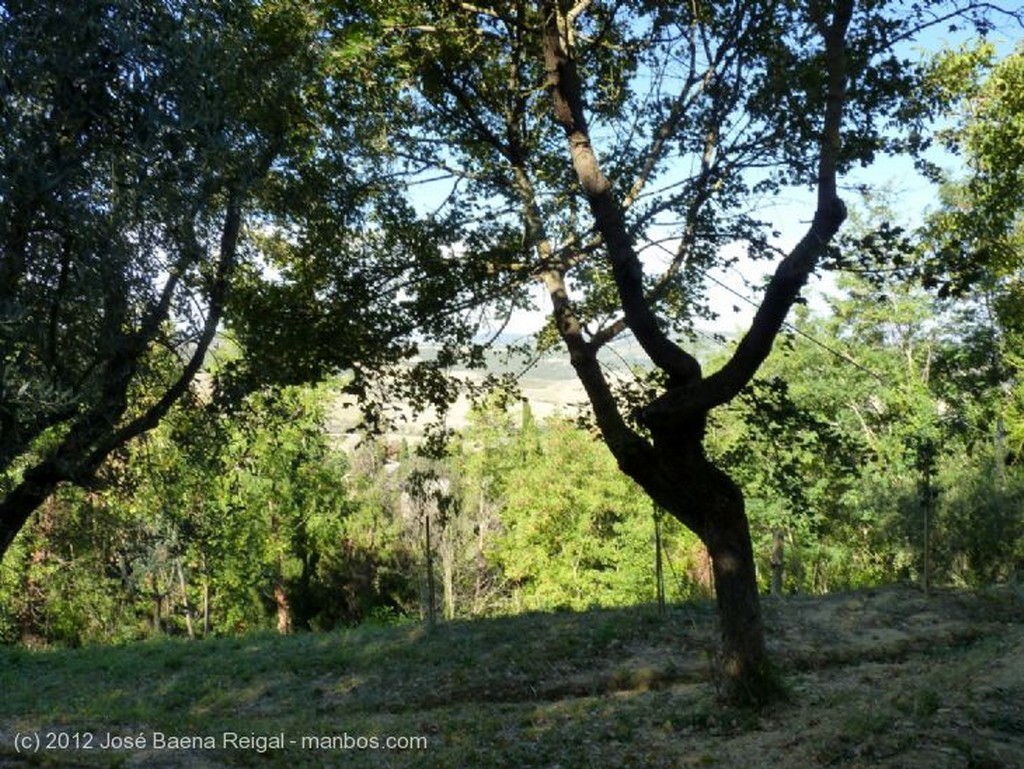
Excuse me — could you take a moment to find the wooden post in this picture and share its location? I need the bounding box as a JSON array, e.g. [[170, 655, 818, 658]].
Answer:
[[176, 560, 196, 640], [770, 529, 785, 596], [200, 552, 211, 637], [995, 413, 1008, 490], [424, 510, 436, 628], [203, 578, 210, 637], [654, 506, 666, 616], [917, 438, 936, 597]]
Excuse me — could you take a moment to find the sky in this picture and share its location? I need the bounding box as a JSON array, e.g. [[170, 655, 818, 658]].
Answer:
[[700, 29, 1021, 336]]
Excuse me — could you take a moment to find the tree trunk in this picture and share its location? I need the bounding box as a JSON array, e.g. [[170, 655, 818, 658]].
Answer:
[[274, 582, 292, 634], [440, 535, 456, 621], [770, 529, 785, 597], [203, 578, 211, 637], [704, 501, 774, 705], [424, 512, 436, 627], [0, 471, 60, 559], [149, 577, 163, 635], [537, 0, 852, 708], [443, 559, 455, 621], [647, 428, 780, 705], [0, 201, 242, 565], [176, 560, 196, 640], [654, 509, 666, 616]]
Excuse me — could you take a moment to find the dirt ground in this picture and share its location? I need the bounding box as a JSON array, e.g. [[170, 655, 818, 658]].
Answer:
[[694, 585, 1024, 768]]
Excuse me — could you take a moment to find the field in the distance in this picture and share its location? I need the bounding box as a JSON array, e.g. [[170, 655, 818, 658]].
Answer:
[[1, 585, 1022, 768]]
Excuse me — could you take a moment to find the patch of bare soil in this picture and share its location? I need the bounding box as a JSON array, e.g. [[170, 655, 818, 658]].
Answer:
[[700, 585, 1024, 768], [310, 584, 1023, 768], [304, 584, 1022, 769]]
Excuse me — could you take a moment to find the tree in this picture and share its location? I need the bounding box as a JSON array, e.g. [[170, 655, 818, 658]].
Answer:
[[708, 369, 866, 594], [0, 0, 474, 560], [922, 43, 1024, 301], [0, 0, 324, 558], [0, 376, 390, 644], [339, 0, 1017, 703], [494, 418, 688, 612], [919, 45, 1024, 454], [440, 397, 519, 617], [912, 44, 1024, 584]]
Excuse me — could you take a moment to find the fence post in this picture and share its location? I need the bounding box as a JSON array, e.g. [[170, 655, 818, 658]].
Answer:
[[654, 505, 666, 616]]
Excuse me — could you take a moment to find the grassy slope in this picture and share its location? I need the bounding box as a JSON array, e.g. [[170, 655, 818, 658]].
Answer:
[[1, 585, 1022, 768]]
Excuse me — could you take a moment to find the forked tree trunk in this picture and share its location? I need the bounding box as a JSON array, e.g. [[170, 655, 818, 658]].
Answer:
[[537, 0, 852, 707], [0, 202, 243, 565]]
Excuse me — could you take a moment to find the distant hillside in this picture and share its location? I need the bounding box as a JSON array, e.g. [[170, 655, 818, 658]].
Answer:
[[326, 333, 726, 447]]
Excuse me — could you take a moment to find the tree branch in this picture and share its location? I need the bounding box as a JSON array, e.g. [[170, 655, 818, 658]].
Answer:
[[91, 199, 242, 463], [0, 191, 246, 560], [684, 0, 854, 413], [542, 1, 701, 386]]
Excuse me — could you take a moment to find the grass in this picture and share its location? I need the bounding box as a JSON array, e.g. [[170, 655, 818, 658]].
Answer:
[[0, 604, 714, 768], [0, 586, 1021, 768]]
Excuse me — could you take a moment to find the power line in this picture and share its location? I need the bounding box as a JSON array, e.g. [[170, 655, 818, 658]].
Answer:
[[697, 264, 1001, 446], [645, 237, 889, 384], [701, 270, 888, 385], [644, 239, 1005, 446]]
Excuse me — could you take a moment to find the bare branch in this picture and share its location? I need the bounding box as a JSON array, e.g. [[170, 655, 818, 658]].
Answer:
[[567, 0, 594, 23], [890, 1, 1024, 46]]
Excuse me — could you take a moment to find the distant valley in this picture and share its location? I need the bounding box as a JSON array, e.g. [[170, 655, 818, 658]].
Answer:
[[324, 333, 726, 448]]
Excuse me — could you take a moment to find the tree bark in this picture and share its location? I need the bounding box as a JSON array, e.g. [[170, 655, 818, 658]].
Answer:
[[654, 509, 666, 615], [539, 1, 782, 702], [650, 426, 778, 703], [176, 559, 196, 640], [534, 0, 859, 704], [0, 471, 56, 559], [702, 486, 773, 703], [203, 571, 211, 637], [274, 582, 293, 635]]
